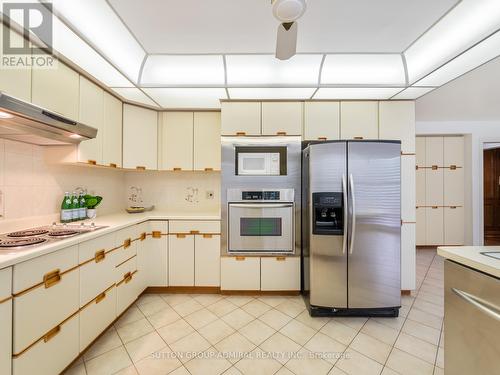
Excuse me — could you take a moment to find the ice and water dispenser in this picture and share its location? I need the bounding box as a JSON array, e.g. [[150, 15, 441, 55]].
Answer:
[[312, 192, 344, 235]]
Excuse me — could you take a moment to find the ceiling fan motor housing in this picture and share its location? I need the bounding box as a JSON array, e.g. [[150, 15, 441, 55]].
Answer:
[[272, 0, 307, 23]]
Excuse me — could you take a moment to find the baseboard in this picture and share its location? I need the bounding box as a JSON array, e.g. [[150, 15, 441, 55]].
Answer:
[[401, 290, 412, 295], [144, 286, 221, 294], [220, 290, 301, 296]]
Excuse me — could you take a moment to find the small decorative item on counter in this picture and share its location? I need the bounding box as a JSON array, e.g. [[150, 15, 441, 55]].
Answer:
[[60, 192, 72, 223], [84, 195, 102, 219]]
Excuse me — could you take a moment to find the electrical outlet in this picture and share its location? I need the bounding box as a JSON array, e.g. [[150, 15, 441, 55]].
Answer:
[[206, 190, 214, 200]]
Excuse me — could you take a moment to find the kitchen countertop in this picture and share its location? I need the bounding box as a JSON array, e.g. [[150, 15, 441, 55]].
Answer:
[[437, 246, 500, 278], [0, 211, 220, 269]]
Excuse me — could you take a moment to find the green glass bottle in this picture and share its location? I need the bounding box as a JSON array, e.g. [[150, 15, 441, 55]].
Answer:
[[79, 193, 87, 220], [71, 192, 79, 222], [60, 192, 72, 223]]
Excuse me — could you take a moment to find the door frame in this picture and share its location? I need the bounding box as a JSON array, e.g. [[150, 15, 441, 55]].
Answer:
[[479, 140, 500, 245]]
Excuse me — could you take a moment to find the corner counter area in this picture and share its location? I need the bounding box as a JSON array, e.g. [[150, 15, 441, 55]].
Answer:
[[438, 246, 500, 375]]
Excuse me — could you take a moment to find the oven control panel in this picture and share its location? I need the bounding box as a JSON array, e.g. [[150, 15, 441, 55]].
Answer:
[[242, 191, 281, 200]]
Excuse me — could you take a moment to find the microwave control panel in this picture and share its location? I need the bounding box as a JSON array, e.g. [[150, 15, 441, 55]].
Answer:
[[242, 191, 281, 201]]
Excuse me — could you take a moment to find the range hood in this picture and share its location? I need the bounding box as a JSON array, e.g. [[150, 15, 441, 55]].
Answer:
[[0, 92, 97, 145]]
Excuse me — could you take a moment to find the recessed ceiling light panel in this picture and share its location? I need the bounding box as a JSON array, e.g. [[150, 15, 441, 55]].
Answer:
[[228, 87, 315, 99], [391, 87, 435, 100], [143, 88, 227, 109], [111, 88, 158, 107], [314, 87, 401, 100]]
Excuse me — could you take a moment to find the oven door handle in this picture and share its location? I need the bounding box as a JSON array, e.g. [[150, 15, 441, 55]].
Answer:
[[229, 203, 293, 209]]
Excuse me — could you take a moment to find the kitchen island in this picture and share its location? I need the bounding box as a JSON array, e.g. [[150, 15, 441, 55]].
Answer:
[[437, 246, 500, 375]]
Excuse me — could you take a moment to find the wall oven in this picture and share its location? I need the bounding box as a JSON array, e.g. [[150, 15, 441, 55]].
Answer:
[[227, 189, 294, 254]]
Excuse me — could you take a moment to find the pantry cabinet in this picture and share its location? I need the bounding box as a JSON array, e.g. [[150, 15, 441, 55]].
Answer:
[[0, 31, 31, 102], [221, 102, 261, 135], [379, 101, 415, 153], [261, 257, 300, 291], [426, 207, 444, 245], [444, 168, 465, 206], [303, 102, 340, 141], [123, 104, 158, 170], [416, 168, 426, 206], [102, 92, 123, 168], [340, 101, 378, 140], [168, 234, 195, 286], [160, 112, 194, 171], [194, 234, 220, 286], [425, 137, 444, 168], [31, 60, 80, 119], [78, 76, 104, 164], [444, 206, 465, 245], [444, 136, 464, 167], [261, 102, 303, 136], [425, 167, 444, 206], [0, 267, 12, 375], [416, 137, 426, 167], [416, 207, 426, 246], [221, 257, 260, 291], [194, 112, 221, 170]]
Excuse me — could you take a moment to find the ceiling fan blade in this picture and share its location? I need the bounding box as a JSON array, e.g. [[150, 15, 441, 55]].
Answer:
[[276, 21, 297, 60]]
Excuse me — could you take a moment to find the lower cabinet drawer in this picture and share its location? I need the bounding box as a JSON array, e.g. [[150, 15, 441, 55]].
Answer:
[[80, 250, 116, 306], [13, 312, 79, 375], [261, 257, 300, 291], [80, 286, 116, 351], [0, 299, 12, 375], [13, 268, 79, 354], [221, 257, 260, 291], [169, 220, 220, 234], [0, 267, 12, 300], [116, 271, 139, 316], [114, 227, 139, 266], [115, 255, 137, 283]]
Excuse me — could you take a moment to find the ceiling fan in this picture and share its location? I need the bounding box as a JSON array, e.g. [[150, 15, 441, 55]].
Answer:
[[272, 0, 307, 60]]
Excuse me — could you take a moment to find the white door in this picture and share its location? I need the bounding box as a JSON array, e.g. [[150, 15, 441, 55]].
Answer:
[[78, 76, 104, 164], [168, 234, 194, 286], [194, 112, 221, 171], [303, 101, 340, 141], [340, 101, 378, 140], [102, 92, 123, 168], [194, 234, 220, 286], [379, 101, 415, 153], [160, 112, 194, 171], [221, 102, 261, 135], [261, 102, 303, 135]]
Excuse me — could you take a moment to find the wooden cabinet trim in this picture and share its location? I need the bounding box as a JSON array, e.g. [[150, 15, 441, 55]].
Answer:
[[13, 265, 79, 297]]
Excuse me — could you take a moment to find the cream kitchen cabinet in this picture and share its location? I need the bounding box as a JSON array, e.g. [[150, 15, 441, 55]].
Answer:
[[168, 234, 195, 286], [379, 101, 415, 153], [221, 102, 261, 135], [31, 60, 80, 120], [401, 223, 416, 290], [426, 207, 444, 245], [444, 206, 465, 245], [425, 137, 444, 167], [340, 101, 378, 140], [102, 92, 123, 168], [194, 234, 220, 287], [303, 101, 340, 141], [444, 136, 464, 168], [261, 257, 300, 291], [123, 104, 158, 170], [0, 267, 12, 375], [401, 155, 416, 222], [416, 137, 426, 167], [78, 76, 104, 165], [221, 257, 260, 291], [138, 221, 168, 287], [444, 168, 465, 206], [261, 102, 303, 136], [194, 112, 221, 170], [0, 31, 31, 102], [416, 207, 426, 246], [416, 168, 426, 206], [425, 167, 444, 206], [160, 112, 194, 171]]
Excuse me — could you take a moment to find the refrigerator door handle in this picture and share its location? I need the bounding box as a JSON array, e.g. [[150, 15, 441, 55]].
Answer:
[[342, 174, 347, 255], [349, 173, 356, 255]]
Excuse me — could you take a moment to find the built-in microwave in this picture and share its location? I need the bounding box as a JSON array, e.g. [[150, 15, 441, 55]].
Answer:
[[237, 152, 280, 176]]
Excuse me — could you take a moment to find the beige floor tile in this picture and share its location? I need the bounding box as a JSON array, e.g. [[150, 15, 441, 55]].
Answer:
[[117, 318, 155, 344], [371, 316, 405, 331], [280, 319, 317, 345], [235, 349, 283, 375], [258, 309, 293, 330], [214, 333, 256, 364], [401, 319, 440, 346], [295, 310, 330, 331], [63, 363, 86, 375], [417, 291, 444, 307], [83, 328, 123, 361], [348, 332, 391, 364], [172, 299, 204, 317], [439, 330, 444, 348], [399, 304, 410, 318], [134, 347, 182, 375], [275, 300, 306, 318], [157, 319, 194, 345], [239, 319, 276, 345], [241, 300, 272, 318], [335, 349, 383, 375], [170, 366, 191, 375], [259, 332, 302, 364], [331, 317, 367, 331], [380, 367, 399, 375], [207, 299, 239, 317], [146, 306, 181, 330], [224, 295, 254, 307], [137, 294, 164, 306], [407, 308, 442, 330], [275, 366, 295, 375], [114, 365, 138, 374], [184, 308, 218, 329], [328, 367, 349, 375], [412, 299, 443, 318], [115, 305, 145, 328], [285, 349, 333, 375], [138, 298, 169, 317], [169, 332, 211, 363], [199, 319, 235, 345], [124, 331, 167, 363], [400, 295, 415, 307], [304, 332, 346, 364], [360, 320, 399, 346], [436, 346, 444, 368], [320, 320, 358, 346], [193, 294, 224, 307], [85, 346, 132, 375], [222, 308, 255, 330], [257, 295, 288, 307], [385, 348, 434, 375], [162, 294, 193, 307], [184, 348, 232, 375]]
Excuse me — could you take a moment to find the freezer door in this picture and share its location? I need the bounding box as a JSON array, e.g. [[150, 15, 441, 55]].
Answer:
[[308, 142, 348, 308], [347, 141, 401, 309]]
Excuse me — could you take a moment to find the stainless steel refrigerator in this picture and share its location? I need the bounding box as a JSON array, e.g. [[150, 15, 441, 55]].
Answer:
[[302, 140, 401, 317]]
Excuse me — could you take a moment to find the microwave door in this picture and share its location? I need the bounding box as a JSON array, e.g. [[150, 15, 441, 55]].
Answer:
[[238, 154, 267, 175]]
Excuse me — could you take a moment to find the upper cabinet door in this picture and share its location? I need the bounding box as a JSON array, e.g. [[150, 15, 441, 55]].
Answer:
[[379, 101, 415, 153], [262, 102, 303, 136], [123, 104, 158, 170], [102, 92, 122, 168], [416, 137, 426, 167], [303, 102, 340, 141], [0, 31, 31, 102], [221, 102, 261, 135], [78, 77, 104, 165], [32, 60, 79, 119], [194, 112, 221, 171], [340, 101, 378, 140], [425, 137, 444, 167], [444, 136, 464, 168], [160, 112, 194, 171]]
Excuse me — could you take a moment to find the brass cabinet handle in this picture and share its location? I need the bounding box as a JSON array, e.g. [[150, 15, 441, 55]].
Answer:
[[94, 250, 105, 263], [123, 238, 131, 248], [415, 165, 419, 170], [190, 230, 200, 234], [432, 206, 439, 209], [136, 166, 146, 171], [432, 165, 438, 170], [173, 167, 182, 171], [87, 160, 97, 165], [276, 256, 286, 261], [124, 272, 132, 284], [43, 326, 61, 343], [109, 163, 117, 168], [317, 137, 327, 141], [204, 167, 214, 171], [236, 131, 246, 136], [203, 234, 213, 238], [96, 292, 106, 304], [450, 206, 457, 209], [450, 165, 457, 170], [176, 234, 186, 238], [43, 269, 61, 289], [152, 231, 162, 238], [140, 232, 146, 241], [235, 256, 245, 261], [353, 136, 364, 140], [276, 131, 287, 136]]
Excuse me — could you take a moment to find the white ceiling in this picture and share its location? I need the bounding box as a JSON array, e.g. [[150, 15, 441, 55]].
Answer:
[[107, 0, 458, 54]]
